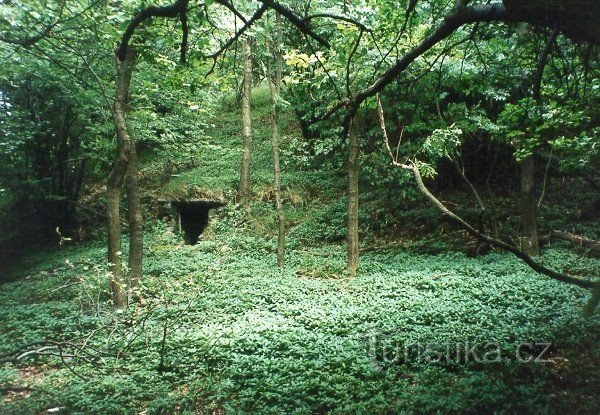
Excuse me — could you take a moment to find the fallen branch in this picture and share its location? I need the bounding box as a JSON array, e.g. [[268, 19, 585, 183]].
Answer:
[[376, 98, 597, 290], [550, 230, 600, 256], [0, 344, 56, 364], [398, 161, 597, 289], [16, 346, 60, 361]]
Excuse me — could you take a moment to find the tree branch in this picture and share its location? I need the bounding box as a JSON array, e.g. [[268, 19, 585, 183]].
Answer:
[[532, 28, 559, 104], [258, 0, 330, 48], [352, 4, 509, 110], [346, 28, 364, 97], [377, 96, 597, 289], [398, 161, 597, 289], [303, 13, 370, 32], [214, 0, 249, 24], [206, 4, 267, 60], [117, 0, 188, 61], [0, 0, 66, 46]]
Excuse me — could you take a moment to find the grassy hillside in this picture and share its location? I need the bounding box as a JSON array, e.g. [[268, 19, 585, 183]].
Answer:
[[1, 89, 599, 414], [159, 87, 341, 202]]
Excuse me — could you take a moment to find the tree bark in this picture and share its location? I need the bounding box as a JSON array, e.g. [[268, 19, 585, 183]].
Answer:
[[238, 37, 253, 206], [520, 155, 539, 256], [519, 29, 557, 257], [347, 116, 360, 276], [108, 47, 136, 309], [126, 138, 142, 291], [272, 13, 286, 267]]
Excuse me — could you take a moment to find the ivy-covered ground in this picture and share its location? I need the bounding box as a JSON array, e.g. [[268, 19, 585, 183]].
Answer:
[[2, 86, 600, 414], [1, 221, 599, 414]]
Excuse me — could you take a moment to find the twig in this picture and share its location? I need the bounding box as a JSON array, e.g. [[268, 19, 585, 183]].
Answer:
[[16, 346, 59, 361]]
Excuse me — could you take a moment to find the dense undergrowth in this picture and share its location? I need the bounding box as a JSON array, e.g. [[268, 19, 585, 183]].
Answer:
[[2, 87, 599, 414], [1, 222, 599, 414]]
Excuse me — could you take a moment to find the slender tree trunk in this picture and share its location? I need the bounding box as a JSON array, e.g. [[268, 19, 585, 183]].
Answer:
[[238, 37, 253, 206], [126, 140, 142, 291], [107, 176, 126, 308], [108, 48, 136, 308], [272, 13, 286, 267], [347, 116, 359, 275], [520, 156, 539, 256], [519, 29, 557, 258]]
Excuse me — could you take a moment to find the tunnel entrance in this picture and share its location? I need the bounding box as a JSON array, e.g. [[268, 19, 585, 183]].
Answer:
[[171, 201, 224, 245]]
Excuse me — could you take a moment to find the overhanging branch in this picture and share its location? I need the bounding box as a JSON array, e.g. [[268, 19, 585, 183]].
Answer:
[[303, 13, 370, 33], [353, 4, 509, 110], [258, 0, 330, 48], [206, 4, 268, 60], [214, 0, 249, 24], [321, 1, 598, 125], [117, 0, 189, 61]]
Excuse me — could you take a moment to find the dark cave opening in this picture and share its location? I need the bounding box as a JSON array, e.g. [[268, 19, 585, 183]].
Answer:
[[171, 201, 223, 245]]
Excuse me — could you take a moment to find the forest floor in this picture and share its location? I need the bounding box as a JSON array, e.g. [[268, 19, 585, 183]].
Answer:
[[1, 227, 599, 414], [1, 88, 599, 414]]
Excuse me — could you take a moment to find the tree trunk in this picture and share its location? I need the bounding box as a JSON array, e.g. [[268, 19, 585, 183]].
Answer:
[[517, 30, 557, 258], [520, 155, 539, 256], [238, 37, 253, 206], [108, 47, 136, 309], [273, 13, 286, 267], [347, 116, 360, 276], [126, 139, 142, 291], [107, 180, 126, 308]]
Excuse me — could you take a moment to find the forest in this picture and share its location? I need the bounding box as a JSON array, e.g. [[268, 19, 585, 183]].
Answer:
[[0, 0, 599, 413]]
